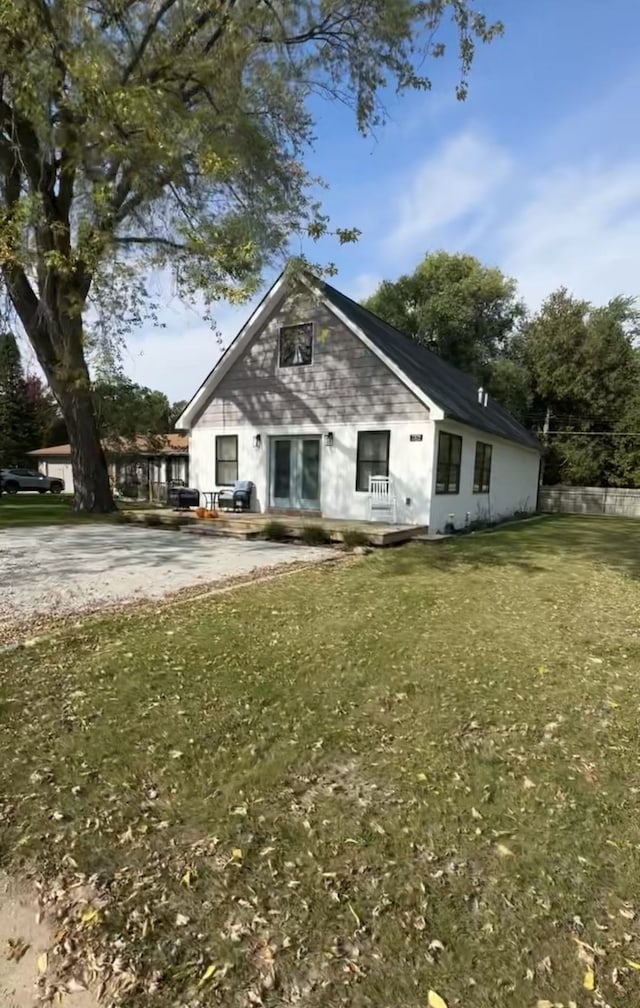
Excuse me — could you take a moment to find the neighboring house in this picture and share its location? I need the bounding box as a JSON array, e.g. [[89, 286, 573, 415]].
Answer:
[[29, 434, 189, 497], [177, 272, 541, 532]]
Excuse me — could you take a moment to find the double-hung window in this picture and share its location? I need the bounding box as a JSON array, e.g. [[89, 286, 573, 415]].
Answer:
[[216, 435, 238, 485], [435, 432, 462, 494], [356, 431, 390, 492], [473, 441, 492, 493]]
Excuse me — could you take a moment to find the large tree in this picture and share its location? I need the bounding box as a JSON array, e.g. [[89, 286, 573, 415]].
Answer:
[[522, 289, 640, 486], [364, 251, 524, 379], [0, 331, 39, 468], [0, 1, 501, 511], [93, 375, 171, 441]]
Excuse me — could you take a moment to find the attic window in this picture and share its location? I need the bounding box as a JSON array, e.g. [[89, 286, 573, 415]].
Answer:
[[279, 323, 313, 367]]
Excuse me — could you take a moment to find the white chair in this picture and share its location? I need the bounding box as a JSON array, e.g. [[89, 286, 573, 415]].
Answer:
[[368, 475, 397, 523]]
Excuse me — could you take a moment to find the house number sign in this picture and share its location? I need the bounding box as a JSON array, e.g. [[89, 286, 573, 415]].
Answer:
[[409, 434, 423, 441]]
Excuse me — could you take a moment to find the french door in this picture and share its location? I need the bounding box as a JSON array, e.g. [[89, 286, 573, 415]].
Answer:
[[270, 436, 321, 510]]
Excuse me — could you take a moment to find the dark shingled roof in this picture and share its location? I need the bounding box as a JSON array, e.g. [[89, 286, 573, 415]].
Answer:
[[318, 278, 541, 451]]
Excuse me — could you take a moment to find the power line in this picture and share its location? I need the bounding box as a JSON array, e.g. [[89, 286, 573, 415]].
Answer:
[[546, 430, 640, 437]]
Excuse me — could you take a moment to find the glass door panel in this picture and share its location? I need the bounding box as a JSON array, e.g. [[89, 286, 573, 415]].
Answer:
[[270, 437, 321, 510], [272, 439, 293, 507], [300, 438, 320, 509]]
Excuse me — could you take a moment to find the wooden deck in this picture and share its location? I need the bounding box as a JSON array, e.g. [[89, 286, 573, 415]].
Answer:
[[125, 509, 427, 546]]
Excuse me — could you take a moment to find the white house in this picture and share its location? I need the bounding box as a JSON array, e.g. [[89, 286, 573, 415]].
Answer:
[[177, 272, 541, 532]]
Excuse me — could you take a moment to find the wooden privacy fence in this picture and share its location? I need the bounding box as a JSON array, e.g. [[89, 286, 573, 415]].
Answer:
[[539, 486, 640, 518]]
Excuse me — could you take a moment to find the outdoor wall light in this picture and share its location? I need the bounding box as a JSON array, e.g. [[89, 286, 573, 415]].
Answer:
[[253, 433, 262, 449], [325, 432, 334, 447]]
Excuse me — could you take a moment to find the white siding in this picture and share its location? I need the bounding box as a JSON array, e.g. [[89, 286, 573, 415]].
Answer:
[[428, 420, 540, 534], [189, 419, 435, 525], [195, 289, 429, 428]]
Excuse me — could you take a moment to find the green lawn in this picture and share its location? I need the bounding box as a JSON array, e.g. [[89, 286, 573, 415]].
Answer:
[[2, 516, 640, 1007], [0, 494, 156, 528], [0, 493, 104, 528]]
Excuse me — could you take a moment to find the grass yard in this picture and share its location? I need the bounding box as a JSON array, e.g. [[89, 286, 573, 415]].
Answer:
[[2, 515, 640, 1006], [0, 494, 104, 528], [0, 494, 155, 528]]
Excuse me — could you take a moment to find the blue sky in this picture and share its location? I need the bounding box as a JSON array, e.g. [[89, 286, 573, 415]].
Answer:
[[122, 0, 640, 402]]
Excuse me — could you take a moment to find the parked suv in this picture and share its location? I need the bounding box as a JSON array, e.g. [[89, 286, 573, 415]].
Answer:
[[0, 467, 65, 494]]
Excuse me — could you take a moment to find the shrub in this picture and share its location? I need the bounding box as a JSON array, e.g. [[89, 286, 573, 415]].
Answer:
[[144, 512, 163, 528], [341, 528, 369, 549], [114, 510, 133, 524], [261, 520, 290, 541], [118, 482, 139, 499], [300, 524, 332, 546]]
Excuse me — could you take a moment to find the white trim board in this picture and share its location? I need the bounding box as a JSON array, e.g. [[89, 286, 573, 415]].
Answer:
[[176, 271, 444, 430]]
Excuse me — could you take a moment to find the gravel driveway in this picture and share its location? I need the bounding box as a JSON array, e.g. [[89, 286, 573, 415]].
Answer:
[[1, 525, 334, 635]]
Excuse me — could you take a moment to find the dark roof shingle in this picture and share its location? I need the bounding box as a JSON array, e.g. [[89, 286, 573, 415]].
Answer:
[[318, 278, 540, 451]]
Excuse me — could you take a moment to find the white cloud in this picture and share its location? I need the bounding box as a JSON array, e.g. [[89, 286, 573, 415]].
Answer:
[[498, 158, 640, 307], [123, 299, 252, 402], [376, 118, 640, 312], [347, 271, 381, 301], [388, 131, 513, 252]]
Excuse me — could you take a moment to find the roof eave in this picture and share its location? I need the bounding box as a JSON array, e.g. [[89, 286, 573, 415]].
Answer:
[[176, 271, 290, 430]]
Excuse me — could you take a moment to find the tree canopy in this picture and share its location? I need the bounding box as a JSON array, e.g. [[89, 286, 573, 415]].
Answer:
[[0, 0, 500, 510], [364, 251, 524, 379], [367, 253, 640, 488], [93, 375, 171, 442], [522, 290, 640, 486]]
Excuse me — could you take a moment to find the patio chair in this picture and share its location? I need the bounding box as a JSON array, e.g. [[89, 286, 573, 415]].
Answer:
[[368, 475, 396, 523], [218, 480, 254, 512]]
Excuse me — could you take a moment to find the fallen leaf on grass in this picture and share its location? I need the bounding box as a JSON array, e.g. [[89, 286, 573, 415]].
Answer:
[[427, 990, 448, 1008], [626, 959, 640, 970], [583, 965, 595, 990], [496, 843, 514, 858], [37, 952, 48, 973], [198, 964, 216, 987], [232, 848, 243, 861]]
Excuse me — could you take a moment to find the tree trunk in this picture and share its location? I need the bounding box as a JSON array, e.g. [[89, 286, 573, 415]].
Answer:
[[55, 382, 116, 513], [2, 266, 116, 514]]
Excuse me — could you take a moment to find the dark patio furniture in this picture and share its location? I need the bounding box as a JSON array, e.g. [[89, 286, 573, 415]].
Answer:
[[168, 484, 200, 509], [218, 480, 254, 512], [202, 490, 221, 510]]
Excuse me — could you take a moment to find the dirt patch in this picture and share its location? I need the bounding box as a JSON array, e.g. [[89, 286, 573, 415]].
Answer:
[[0, 874, 97, 1007], [292, 760, 381, 814]]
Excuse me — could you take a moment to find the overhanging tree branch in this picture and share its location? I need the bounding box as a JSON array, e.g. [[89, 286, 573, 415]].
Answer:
[[115, 235, 187, 250], [122, 0, 181, 83]]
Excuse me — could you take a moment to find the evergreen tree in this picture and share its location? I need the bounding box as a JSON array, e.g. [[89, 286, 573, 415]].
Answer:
[[0, 332, 39, 469]]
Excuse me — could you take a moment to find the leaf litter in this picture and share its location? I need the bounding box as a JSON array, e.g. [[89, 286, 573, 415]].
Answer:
[[2, 517, 640, 1005]]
